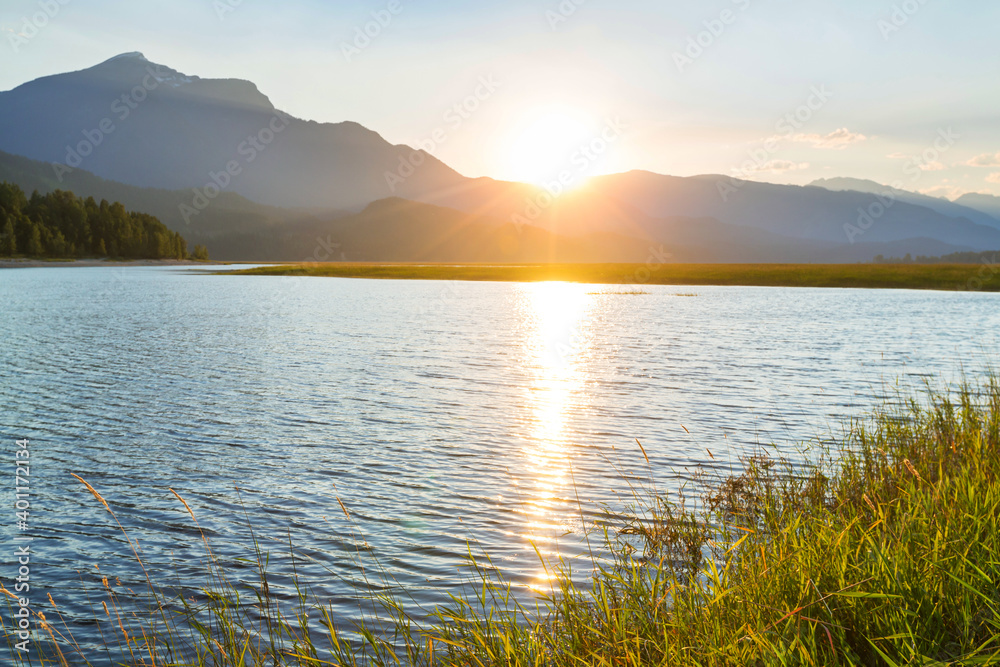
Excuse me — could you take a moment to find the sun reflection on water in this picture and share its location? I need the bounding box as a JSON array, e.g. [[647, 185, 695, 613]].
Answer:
[[515, 282, 596, 592]]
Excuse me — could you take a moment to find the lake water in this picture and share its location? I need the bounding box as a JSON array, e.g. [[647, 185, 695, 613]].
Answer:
[[1, 266, 996, 660]]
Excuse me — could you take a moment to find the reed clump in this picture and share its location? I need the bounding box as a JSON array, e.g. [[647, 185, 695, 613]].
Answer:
[[6, 376, 1000, 665]]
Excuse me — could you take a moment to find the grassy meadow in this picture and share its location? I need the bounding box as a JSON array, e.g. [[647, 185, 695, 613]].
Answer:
[[5, 375, 1000, 665], [224, 262, 1000, 291]]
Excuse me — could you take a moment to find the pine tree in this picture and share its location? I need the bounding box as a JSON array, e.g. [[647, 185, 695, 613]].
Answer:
[[27, 224, 43, 256], [50, 230, 68, 257], [0, 217, 15, 256]]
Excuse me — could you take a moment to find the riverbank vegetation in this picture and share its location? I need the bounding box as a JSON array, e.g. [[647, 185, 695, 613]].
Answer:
[[226, 262, 1000, 291], [5, 375, 1000, 665], [0, 182, 206, 260], [874, 249, 1000, 265]]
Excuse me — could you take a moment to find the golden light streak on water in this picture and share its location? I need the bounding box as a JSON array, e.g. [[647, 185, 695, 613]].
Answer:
[[517, 282, 595, 593]]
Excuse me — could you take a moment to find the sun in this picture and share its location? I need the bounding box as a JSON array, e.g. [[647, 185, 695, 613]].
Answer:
[[505, 108, 595, 187]]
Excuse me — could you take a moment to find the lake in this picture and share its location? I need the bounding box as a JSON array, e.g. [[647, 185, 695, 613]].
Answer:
[[1, 266, 996, 659]]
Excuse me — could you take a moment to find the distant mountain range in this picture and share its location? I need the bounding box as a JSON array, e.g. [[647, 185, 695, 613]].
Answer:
[[2, 52, 999, 263], [954, 192, 1000, 221], [808, 177, 1000, 231]]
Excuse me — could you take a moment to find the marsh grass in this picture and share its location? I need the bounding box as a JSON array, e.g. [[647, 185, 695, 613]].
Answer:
[[4, 376, 1000, 665], [224, 262, 1000, 292]]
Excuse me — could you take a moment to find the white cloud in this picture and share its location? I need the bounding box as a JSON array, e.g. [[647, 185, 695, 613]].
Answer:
[[968, 153, 1000, 167], [918, 185, 964, 200], [987, 173, 1000, 184], [918, 161, 947, 172], [788, 128, 868, 150], [756, 160, 810, 173]]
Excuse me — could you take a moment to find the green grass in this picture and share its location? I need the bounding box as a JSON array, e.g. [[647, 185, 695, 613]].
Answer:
[[223, 262, 1000, 291], [5, 376, 1000, 665]]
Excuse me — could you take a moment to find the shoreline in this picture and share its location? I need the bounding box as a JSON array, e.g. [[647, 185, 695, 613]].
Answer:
[[0, 258, 230, 269], [218, 262, 1000, 292], [9, 260, 999, 292]]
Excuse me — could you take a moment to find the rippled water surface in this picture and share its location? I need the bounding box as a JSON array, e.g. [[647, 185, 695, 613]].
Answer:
[[1, 266, 997, 658]]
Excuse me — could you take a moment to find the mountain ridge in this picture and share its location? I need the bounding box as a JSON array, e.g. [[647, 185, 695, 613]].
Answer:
[[3, 53, 1000, 261], [0, 52, 467, 209], [809, 177, 1000, 230]]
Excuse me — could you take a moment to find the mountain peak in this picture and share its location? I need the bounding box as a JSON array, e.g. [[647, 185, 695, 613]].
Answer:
[[809, 177, 891, 192], [102, 51, 148, 64]]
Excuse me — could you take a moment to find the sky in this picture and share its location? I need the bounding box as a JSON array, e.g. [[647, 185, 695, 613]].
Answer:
[[2, 0, 1000, 198]]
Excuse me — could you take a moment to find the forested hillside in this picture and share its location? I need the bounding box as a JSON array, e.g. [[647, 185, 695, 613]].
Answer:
[[0, 182, 205, 260]]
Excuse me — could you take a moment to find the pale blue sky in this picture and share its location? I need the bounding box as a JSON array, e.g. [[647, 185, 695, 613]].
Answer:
[[2, 0, 999, 196]]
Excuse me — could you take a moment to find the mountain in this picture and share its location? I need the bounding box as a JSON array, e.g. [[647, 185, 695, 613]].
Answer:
[[582, 171, 1000, 249], [425, 171, 1000, 251], [0, 52, 465, 210], [0, 148, 983, 263], [256, 198, 961, 264], [3, 53, 1000, 262], [0, 149, 657, 262], [0, 148, 344, 259], [810, 177, 1000, 230], [956, 193, 1000, 221], [0, 148, 330, 234], [287, 198, 656, 263]]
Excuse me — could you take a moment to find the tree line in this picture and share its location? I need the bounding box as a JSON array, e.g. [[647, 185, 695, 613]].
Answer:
[[874, 250, 999, 265], [0, 182, 208, 260]]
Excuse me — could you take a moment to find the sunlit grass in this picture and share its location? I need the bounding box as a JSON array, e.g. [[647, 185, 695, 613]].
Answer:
[[223, 262, 1000, 291], [5, 375, 1000, 665]]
